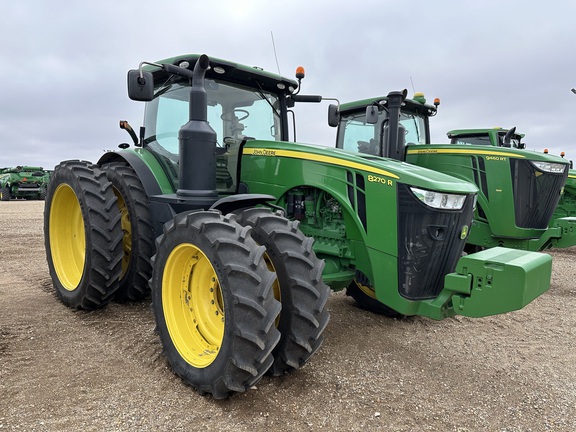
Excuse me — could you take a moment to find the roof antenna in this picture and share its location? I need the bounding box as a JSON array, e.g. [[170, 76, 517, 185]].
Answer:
[[409, 76, 416, 94], [270, 31, 282, 76]]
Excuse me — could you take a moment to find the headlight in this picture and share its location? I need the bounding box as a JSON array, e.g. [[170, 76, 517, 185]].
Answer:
[[410, 187, 467, 210], [530, 160, 566, 174]]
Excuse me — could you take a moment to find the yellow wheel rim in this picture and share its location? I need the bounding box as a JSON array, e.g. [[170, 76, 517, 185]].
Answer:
[[356, 280, 377, 299], [263, 253, 281, 326], [163, 243, 225, 368], [49, 184, 86, 291], [113, 188, 131, 279]]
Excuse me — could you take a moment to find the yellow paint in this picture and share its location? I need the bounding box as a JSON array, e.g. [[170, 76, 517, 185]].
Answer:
[[406, 148, 525, 158], [243, 148, 400, 180]]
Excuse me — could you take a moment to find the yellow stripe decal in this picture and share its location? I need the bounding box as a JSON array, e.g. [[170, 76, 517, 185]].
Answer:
[[406, 148, 525, 158], [243, 148, 400, 179], [568, 175, 576, 179]]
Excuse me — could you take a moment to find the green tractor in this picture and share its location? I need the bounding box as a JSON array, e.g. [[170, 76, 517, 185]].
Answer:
[[555, 168, 576, 218], [0, 166, 48, 200], [45, 55, 552, 399], [331, 94, 576, 251], [445, 127, 576, 248]]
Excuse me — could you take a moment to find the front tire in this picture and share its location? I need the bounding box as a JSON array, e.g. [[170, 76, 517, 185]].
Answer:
[[346, 273, 406, 319], [150, 210, 281, 399], [44, 160, 124, 309], [236, 208, 330, 376]]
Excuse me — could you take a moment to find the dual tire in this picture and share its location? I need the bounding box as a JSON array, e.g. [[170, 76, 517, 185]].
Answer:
[[151, 210, 281, 399], [44, 160, 123, 309], [235, 208, 330, 376], [151, 208, 330, 397], [44, 161, 330, 398]]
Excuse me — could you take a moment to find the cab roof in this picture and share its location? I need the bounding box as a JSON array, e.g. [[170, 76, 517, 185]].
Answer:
[[146, 54, 300, 95], [339, 94, 438, 117]]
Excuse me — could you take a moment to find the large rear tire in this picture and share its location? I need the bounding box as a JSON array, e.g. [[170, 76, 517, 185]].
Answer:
[[44, 160, 124, 310], [150, 210, 281, 399], [236, 208, 330, 376], [102, 162, 154, 302]]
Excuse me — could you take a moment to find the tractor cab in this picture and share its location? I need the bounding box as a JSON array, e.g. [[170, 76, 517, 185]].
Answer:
[[447, 127, 525, 149], [140, 74, 285, 194], [334, 92, 434, 159], [118, 55, 299, 200]]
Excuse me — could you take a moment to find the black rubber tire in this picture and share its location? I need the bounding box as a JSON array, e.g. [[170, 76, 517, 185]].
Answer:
[[44, 160, 124, 310], [346, 278, 406, 319], [150, 210, 281, 399], [101, 162, 154, 302], [0, 186, 10, 201], [235, 208, 330, 376]]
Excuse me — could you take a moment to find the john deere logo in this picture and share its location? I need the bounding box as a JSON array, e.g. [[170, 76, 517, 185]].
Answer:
[[460, 225, 469, 240]]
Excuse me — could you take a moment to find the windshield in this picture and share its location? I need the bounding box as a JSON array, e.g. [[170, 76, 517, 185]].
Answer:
[[450, 135, 492, 146], [144, 79, 282, 158], [142, 78, 282, 193], [450, 133, 523, 148], [337, 108, 427, 155]]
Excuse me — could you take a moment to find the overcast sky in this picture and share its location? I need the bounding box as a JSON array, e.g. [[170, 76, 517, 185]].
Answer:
[[2, 1, 576, 169]]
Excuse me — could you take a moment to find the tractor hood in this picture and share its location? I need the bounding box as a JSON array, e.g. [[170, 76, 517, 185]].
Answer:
[[243, 140, 479, 195], [409, 143, 570, 167]]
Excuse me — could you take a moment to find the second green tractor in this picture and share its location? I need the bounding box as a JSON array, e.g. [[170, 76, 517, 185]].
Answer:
[[331, 94, 576, 252], [446, 127, 576, 235]]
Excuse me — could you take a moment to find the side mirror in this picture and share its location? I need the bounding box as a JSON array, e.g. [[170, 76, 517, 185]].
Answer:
[[127, 70, 154, 101], [366, 105, 379, 124], [328, 104, 339, 127]]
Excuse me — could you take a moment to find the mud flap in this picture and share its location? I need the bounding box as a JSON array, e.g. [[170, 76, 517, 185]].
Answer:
[[444, 247, 551, 318]]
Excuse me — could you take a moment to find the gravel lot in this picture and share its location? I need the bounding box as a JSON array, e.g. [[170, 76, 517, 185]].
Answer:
[[1, 200, 575, 431]]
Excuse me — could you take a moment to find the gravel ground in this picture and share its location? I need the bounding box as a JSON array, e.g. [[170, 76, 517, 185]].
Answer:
[[1, 200, 575, 431]]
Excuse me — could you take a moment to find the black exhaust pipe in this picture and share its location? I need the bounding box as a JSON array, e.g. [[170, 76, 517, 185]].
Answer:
[[176, 54, 218, 205], [384, 90, 407, 161], [502, 126, 516, 148]]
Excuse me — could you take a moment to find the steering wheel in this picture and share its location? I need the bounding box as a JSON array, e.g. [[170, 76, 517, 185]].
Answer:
[[221, 109, 249, 121], [357, 139, 379, 156]]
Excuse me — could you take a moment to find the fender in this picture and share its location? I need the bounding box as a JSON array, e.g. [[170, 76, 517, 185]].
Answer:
[[98, 151, 174, 238], [209, 194, 278, 215], [98, 151, 163, 198]]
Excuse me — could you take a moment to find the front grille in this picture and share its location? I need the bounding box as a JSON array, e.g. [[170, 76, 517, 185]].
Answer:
[[397, 183, 474, 300], [511, 159, 567, 229], [471, 156, 489, 200], [17, 182, 40, 189], [346, 171, 367, 232]]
